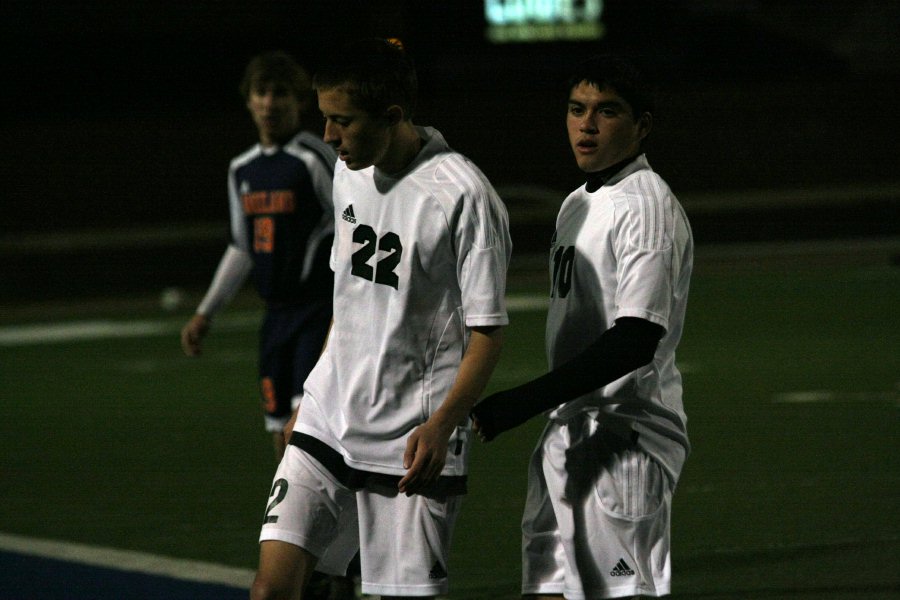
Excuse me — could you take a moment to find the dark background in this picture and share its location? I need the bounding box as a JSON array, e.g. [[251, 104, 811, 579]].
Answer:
[[2, 0, 899, 299]]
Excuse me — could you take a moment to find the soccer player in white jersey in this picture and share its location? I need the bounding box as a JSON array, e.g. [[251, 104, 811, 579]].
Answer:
[[251, 38, 512, 600], [472, 54, 693, 599]]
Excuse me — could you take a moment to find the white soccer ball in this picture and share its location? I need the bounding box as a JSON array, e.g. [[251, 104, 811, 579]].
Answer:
[[159, 287, 184, 312]]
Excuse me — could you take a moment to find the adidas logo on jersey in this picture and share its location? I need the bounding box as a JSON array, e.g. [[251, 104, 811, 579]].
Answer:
[[342, 205, 357, 224], [610, 558, 635, 577], [428, 561, 448, 580]]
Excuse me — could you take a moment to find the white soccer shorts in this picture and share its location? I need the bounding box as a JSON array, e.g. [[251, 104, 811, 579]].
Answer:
[[259, 444, 462, 597], [521, 413, 673, 599]]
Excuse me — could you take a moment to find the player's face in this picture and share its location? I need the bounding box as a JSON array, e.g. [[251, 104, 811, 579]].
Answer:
[[247, 82, 304, 146], [318, 86, 392, 171], [566, 81, 651, 173]]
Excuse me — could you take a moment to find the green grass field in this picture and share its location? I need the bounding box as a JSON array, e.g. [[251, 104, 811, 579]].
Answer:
[[1, 259, 898, 598]]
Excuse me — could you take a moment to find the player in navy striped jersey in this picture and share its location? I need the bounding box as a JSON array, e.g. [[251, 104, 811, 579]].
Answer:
[[180, 52, 337, 461], [472, 55, 693, 598], [251, 39, 511, 600]]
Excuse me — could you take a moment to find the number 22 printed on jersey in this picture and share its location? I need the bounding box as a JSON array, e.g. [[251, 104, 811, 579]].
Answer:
[[351, 224, 403, 290]]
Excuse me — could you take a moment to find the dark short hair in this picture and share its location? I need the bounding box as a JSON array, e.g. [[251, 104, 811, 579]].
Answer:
[[313, 38, 417, 119], [239, 51, 311, 101], [567, 54, 655, 118]]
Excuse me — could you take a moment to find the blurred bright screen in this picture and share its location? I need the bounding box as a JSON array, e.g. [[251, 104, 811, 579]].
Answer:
[[485, 0, 605, 43]]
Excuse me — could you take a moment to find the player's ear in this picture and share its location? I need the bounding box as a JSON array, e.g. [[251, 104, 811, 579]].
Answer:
[[637, 111, 652, 140], [385, 105, 405, 126]]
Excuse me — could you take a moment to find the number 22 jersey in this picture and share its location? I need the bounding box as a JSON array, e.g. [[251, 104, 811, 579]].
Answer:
[[297, 126, 512, 477]]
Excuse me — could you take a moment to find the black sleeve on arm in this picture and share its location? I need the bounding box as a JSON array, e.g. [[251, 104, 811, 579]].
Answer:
[[471, 317, 665, 441]]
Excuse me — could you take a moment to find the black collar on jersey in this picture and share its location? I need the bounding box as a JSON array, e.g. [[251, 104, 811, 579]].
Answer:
[[585, 154, 641, 193]]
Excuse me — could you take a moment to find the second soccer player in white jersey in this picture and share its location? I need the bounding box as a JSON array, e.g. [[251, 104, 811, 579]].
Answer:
[[251, 38, 511, 600], [473, 54, 693, 599]]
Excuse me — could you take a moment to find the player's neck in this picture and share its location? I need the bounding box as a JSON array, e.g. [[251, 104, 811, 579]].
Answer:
[[376, 123, 423, 175]]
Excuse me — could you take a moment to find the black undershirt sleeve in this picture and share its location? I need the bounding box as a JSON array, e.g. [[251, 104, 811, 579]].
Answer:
[[470, 317, 665, 441]]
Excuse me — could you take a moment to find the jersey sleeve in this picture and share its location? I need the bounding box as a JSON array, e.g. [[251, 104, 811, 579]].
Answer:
[[227, 162, 250, 252], [611, 174, 684, 331], [443, 160, 512, 328], [195, 244, 253, 316]]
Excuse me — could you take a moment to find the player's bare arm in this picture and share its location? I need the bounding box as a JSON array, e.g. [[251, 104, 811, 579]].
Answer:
[[399, 325, 504, 495]]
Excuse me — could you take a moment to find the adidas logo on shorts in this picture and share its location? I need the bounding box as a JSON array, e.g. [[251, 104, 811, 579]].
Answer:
[[610, 558, 635, 577], [429, 561, 448, 580], [342, 205, 357, 224]]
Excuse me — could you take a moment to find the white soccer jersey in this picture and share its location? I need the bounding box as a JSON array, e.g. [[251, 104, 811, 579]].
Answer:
[[297, 126, 511, 477], [546, 154, 693, 483]]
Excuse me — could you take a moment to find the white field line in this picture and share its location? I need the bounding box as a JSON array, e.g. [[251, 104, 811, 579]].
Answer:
[[0, 313, 259, 347], [773, 389, 899, 406], [0, 532, 254, 589], [678, 534, 900, 563], [505, 293, 548, 312], [0, 295, 550, 347]]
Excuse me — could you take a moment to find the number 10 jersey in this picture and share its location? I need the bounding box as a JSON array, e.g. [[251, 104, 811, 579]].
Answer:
[[546, 155, 693, 484]]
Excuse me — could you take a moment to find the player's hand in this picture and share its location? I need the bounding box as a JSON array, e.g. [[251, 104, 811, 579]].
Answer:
[[399, 419, 451, 496], [470, 388, 526, 442], [470, 396, 502, 442], [471, 414, 490, 442], [180, 314, 210, 356]]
